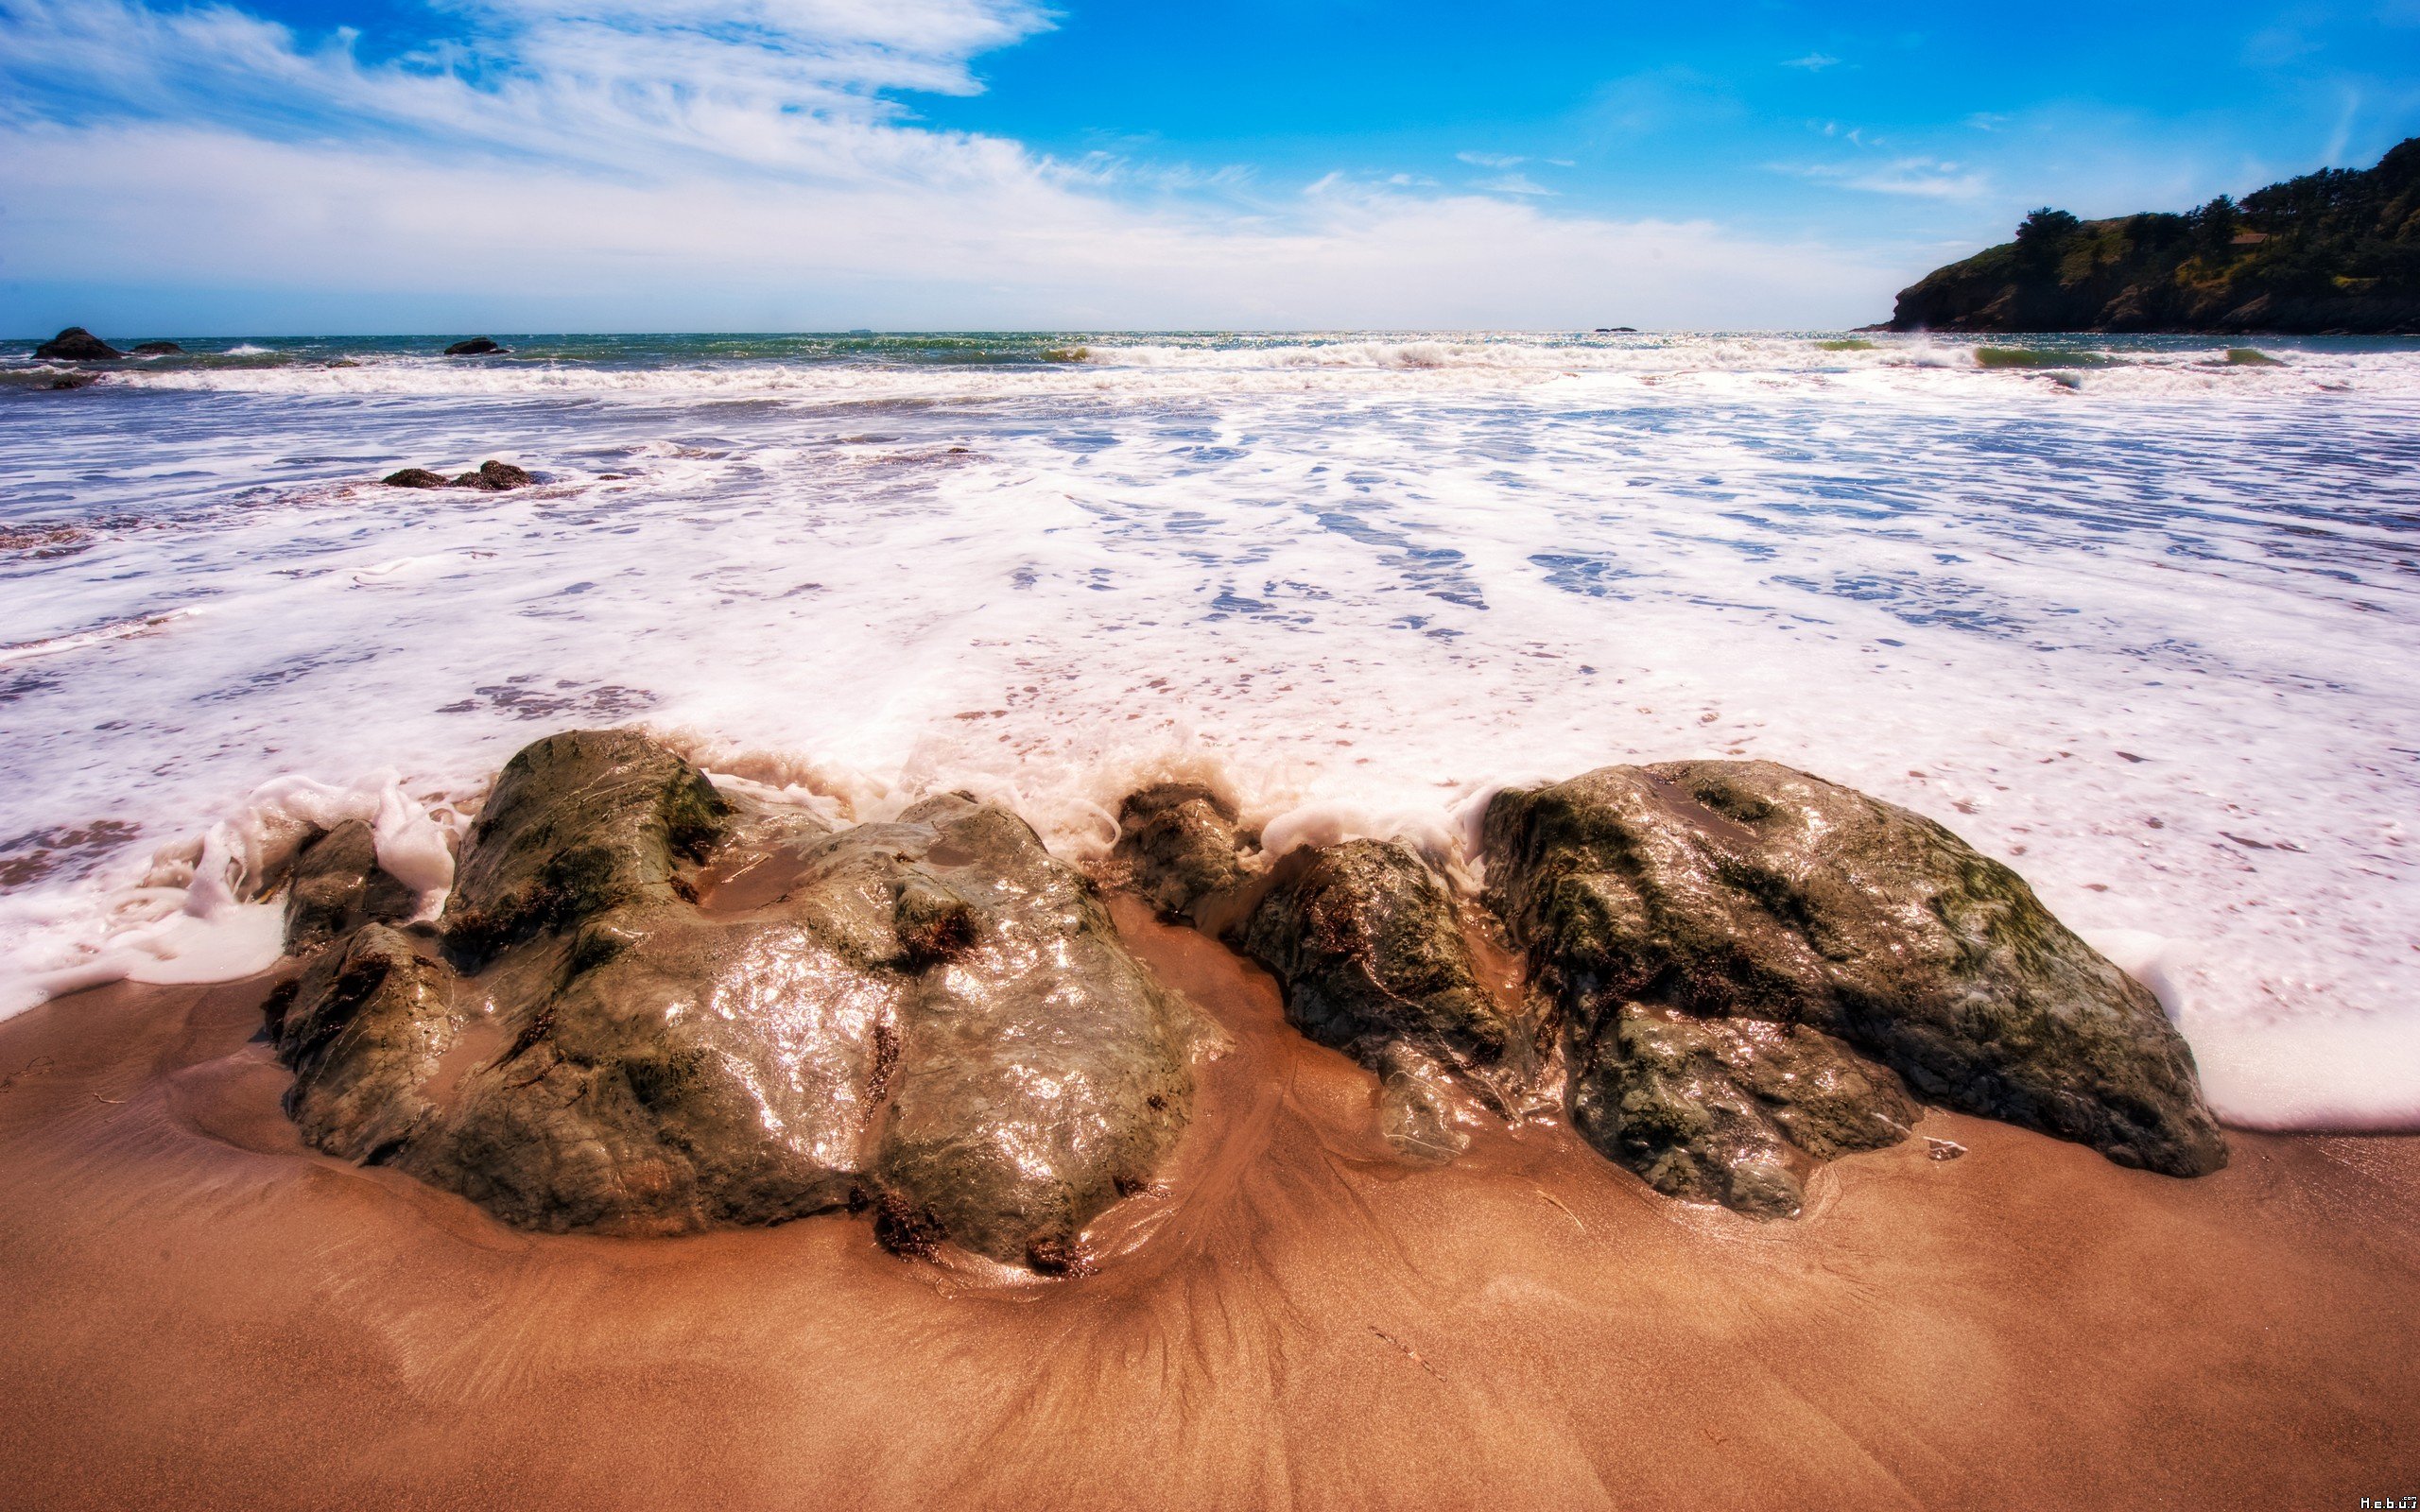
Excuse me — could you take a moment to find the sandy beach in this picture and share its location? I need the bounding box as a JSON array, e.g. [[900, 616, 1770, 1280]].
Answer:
[[2, 895, 2411, 1510]]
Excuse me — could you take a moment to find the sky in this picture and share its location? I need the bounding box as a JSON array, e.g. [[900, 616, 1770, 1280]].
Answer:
[[3, 0, 2417, 333]]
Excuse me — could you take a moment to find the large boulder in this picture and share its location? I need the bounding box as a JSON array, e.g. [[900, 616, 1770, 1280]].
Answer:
[[130, 340, 184, 355], [34, 327, 121, 360], [1482, 760, 2225, 1216], [271, 730, 1207, 1269], [1236, 839, 1538, 1142], [444, 337, 502, 356]]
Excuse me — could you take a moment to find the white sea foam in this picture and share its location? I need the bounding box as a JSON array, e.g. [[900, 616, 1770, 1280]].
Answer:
[[3, 333, 2415, 1129], [58, 333, 2420, 403]]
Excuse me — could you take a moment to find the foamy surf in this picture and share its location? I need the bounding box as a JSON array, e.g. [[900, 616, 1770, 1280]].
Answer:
[[4, 329, 2416, 1129]]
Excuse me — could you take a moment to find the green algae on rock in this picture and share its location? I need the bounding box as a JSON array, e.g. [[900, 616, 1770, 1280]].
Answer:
[[1483, 760, 2226, 1217], [272, 730, 1207, 1270]]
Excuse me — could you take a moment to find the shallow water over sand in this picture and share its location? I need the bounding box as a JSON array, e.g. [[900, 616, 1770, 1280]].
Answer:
[[2, 331, 2417, 1126]]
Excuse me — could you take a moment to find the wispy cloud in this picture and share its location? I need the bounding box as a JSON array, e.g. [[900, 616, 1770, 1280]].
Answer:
[[1476, 172, 1555, 197], [1782, 52, 1841, 71], [1778, 155, 1987, 199], [1455, 150, 1525, 168]]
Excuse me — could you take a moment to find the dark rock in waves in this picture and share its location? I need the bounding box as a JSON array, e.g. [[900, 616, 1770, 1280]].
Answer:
[[450, 460, 533, 490], [34, 327, 122, 360]]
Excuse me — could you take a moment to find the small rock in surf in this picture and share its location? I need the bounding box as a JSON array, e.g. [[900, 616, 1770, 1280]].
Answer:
[[450, 460, 533, 490]]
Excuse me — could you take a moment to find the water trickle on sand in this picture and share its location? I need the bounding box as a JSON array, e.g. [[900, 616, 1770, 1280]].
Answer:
[[2, 330, 2416, 1128]]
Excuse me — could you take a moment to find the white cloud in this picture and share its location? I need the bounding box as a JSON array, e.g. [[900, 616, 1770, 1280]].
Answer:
[[1782, 52, 1841, 71], [0, 0, 1898, 329], [1455, 150, 1525, 168]]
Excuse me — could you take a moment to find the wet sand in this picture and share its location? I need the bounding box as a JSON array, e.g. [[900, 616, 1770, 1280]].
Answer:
[[0, 897, 2414, 1509]]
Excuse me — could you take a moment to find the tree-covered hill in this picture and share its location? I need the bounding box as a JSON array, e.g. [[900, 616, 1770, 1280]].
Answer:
[[1887, 137, 2420, 334]]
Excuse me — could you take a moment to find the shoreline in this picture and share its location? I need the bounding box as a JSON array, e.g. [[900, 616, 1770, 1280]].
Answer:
[[1, 896, 2413, 1508]]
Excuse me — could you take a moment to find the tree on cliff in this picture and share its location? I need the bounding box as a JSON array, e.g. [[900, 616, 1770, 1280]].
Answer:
[[1885, 137, 2420, 334]]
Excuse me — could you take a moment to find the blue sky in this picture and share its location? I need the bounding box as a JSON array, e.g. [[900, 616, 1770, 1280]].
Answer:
[[4, 0, 2416, 333]]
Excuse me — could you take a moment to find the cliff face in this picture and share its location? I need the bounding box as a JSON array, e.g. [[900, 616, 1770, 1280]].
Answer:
[[1889, 137, 2420, 334]]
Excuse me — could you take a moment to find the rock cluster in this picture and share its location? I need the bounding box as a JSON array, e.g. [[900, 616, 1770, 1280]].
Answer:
[[381, 460, 535, 491], [268, 730, 1207, 1269], [266, 735, 2229, 1256], [1108, 758, 2223, 1217]]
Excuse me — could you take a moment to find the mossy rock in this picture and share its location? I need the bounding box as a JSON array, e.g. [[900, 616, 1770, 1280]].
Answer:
[[441, 729, 734, 969], [1237, 838, 1535, 1121], [275, 730, 1205, 1269], [1485, 761, 2225, 1216], [283, 818, 420, 954], [1108, 782, 1254, 919]]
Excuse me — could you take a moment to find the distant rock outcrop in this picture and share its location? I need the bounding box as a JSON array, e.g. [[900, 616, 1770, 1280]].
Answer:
[[35, 327, 122, 360], [1889, 136, 2420, 333], [443, 337, 502, 355], [130, 341, 184, 355]]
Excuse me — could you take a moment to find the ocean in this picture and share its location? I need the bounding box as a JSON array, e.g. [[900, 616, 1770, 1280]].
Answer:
[[2, 330, 2415, 1129]]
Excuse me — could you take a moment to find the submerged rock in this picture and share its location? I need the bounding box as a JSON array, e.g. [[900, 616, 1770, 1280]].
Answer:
[[1236, 838, 1535, 1135], [381, 468, 448, 489], [130, 340, 184, 355], [444, 337, 502, 356], [271, 729, 1205, 1268], [283, 819, 421, 954], [1483, 760, 2225, 1216], [1108, 782, 1254, 919], [451, 460, 533, 491]]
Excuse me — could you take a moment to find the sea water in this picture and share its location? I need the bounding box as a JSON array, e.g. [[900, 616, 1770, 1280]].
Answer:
[[2, 331, 2414, 1129]]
